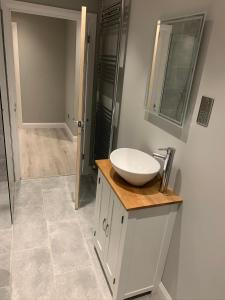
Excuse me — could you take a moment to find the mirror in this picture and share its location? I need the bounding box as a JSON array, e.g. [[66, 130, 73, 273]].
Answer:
[[146, 14, 205, 127]]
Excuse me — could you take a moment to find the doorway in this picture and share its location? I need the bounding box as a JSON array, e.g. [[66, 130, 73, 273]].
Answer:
[[12, 13, 78, 179], [1, 1, 99, 216]]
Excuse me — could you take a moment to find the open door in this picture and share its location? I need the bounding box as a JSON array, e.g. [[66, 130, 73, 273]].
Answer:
[[74, 6, 87, 209]]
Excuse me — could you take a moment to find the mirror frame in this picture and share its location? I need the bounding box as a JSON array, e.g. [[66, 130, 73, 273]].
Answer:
[[145, 13, 206, 140]]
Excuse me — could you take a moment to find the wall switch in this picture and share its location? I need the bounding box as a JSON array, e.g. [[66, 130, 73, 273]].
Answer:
[[197, 96, 214, 127]]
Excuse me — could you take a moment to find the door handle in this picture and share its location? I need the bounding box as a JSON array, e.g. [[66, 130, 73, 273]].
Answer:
[[73, 119, 84, 129]]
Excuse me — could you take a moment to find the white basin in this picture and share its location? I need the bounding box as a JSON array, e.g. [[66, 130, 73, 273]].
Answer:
[[110, 148, 161, 186]]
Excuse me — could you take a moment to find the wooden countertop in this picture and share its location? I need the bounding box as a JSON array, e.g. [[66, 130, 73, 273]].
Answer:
[[96, 159, 182, 211]]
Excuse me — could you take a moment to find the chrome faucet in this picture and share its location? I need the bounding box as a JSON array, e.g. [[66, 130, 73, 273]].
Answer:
[[153, 147, 176, 193]]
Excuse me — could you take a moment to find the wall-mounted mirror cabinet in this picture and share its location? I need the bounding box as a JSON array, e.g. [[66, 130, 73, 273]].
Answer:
[[145, 14, 205, 138]]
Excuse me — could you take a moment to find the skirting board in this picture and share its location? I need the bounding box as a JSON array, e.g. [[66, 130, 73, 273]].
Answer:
[[22, 122, 65, 129], [155, 282, 173, 300], [22, 122, 77, 142], [63, 123, 77, 142]]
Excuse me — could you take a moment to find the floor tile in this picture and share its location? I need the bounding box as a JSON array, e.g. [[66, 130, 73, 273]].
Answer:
[[64, 175, 75, 193], [0, 287, 10, 300], [64, 175, 75, 202], [16, 179, 42, 195], [15, 188, 43, 208], [12, 247, 54, 300], [14, 204, 44, 225], [80, 175, 97, 204], [54, 266, 104, 300], [78, 202, 95, 240], [0, 182, 12, 230], [43, 188, 77, 222], [0, 158, 7, 182], [0, 204, 12, 230], [0, 229, 12, 254], [0, 253, 10, 288], [79, 217, 95, 240], [79, 201, 96, 231], [13, 220, 48, 251], [64, 174, 97, 205], [86, 238, 112, 300], [48, 220, 91, 274], [0, 181, 10, 194], [41, 176, 66, 190]]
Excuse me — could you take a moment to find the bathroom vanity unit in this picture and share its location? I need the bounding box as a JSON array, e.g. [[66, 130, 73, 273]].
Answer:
[[94, 159, 182, 300]]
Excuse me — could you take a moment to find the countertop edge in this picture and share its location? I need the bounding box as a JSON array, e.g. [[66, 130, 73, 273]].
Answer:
[[96, 159, 183, 211]]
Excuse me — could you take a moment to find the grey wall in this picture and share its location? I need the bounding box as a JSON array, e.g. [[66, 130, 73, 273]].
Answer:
[[118, 0, 225, 299], [15, 0, 99, 13], [13, 13, 66, 123], [65, 21, 77, 136]]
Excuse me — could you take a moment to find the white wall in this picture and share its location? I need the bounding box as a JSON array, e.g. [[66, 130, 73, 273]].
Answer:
[[65, 20, 77, 135], [12, 13, 66, 123], [118, 0, 225, 299]]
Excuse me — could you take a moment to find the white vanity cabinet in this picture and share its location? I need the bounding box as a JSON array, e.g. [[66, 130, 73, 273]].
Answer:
[[94, 165, 182, 300], [94, 174, 125, 287]]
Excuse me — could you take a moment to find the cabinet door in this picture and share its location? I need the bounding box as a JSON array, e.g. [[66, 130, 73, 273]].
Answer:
[[95, 175, 111, 260], [94, 172, 102, 232], [104, 192, 125, 287]]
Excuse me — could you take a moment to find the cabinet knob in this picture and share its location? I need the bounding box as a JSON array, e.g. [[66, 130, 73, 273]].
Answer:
[[102, 218, 107, 231]]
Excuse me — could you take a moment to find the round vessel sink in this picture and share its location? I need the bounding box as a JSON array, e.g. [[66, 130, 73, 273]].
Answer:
[[110, 148, 161, 186]]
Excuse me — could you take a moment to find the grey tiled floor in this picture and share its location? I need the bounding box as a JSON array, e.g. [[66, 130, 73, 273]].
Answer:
[[0, 182, 12, 230], [0, 175, 151, 300]]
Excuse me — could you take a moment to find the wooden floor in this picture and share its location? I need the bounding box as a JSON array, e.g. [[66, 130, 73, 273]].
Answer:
[[19, 128, 76, 179]]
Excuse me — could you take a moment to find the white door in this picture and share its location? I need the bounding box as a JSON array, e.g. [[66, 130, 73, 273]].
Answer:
[[74, 6, 88, 209]]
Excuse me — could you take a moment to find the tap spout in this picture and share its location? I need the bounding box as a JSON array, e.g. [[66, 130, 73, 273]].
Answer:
[[152, 147, 176, 193]]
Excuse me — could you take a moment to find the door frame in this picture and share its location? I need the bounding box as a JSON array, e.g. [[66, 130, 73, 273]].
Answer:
[[0, 12, 15, 221], [1, 0, 96, 180], [11, 21, 22, 128]]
